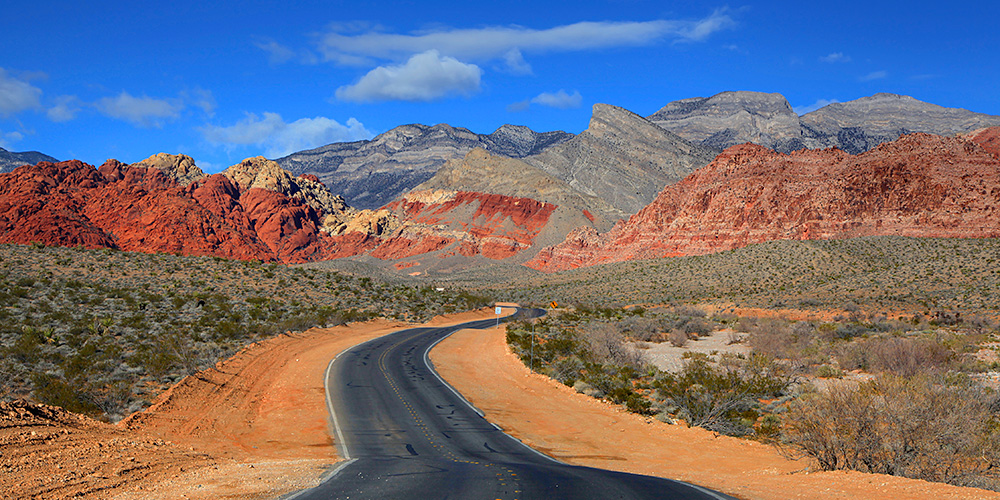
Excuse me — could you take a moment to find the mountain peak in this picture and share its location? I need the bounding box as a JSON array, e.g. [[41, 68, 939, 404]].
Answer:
[[132, 153, 206, 186], [647, 91, 801, 151]]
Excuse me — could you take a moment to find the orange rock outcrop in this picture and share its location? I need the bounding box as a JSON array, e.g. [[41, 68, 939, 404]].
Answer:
[[527, 130, 1000, 272], [0, 159, 351, 262]]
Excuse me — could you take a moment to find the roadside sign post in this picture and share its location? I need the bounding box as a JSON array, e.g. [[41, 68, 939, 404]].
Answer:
[[530, 321, 534, 371], [495, 305, 502, 328]]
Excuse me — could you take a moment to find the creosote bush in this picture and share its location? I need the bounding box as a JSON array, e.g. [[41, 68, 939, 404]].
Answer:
[[782, 375, 1000, 490]]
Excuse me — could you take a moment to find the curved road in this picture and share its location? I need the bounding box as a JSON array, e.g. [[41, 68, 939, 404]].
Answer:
[[291, 309, 734, 499]]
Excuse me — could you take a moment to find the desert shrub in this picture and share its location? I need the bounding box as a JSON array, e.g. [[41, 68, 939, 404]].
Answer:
[[31, 373, 100, 415], [581, 322, 644, 369], [782, 375, 1000, 490], [668, 329, 688, 347], [682, 318, 713, 337], [748, 319, 794, 358], [836, 337, 951, 376], [813, 364, 843, 378], [653, 354, 789, 436], [674, 305, 706, 318]]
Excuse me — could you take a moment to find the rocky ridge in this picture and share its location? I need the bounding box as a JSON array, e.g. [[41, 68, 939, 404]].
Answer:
[[649, 91, 1000, 154], [647, 91, 803, 152], [0, 154, 385, 263], [0, 147, 57, 174], [277, 123, 574, 210], [416, 148, 624, 232], [524, 103, 720, 214], [527, 129, 1000, 272]]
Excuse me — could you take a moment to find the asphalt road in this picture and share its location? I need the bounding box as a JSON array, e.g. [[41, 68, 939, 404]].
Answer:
[[290, 309, 735, 500]]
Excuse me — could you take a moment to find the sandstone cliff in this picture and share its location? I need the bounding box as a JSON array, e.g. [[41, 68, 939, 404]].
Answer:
[[132, 153, 206, 186], [372, 189, 559, 266], [416, 148, 623, 232], [0, 156, 383, 263], [524, 103, 719, 214], [527, 130, 1000, 272]]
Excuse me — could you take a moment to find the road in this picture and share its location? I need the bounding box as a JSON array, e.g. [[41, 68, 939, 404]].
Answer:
[[290, 309, 734, 499]]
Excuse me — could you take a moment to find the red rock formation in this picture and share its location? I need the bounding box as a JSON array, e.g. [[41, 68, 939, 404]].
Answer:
[[967, 126, 1000, 158], [373, 190, 557, 261], [0, 158, 346, 262], [527, 133, 1000, 272]]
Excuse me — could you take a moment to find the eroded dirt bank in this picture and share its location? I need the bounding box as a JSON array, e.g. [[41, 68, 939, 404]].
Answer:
[[1, 309, 499, 500], [430, 325, 1000, 500]]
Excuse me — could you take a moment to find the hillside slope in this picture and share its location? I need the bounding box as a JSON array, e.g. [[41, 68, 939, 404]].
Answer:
[[525, 103, 719, 214], [527, 130, 1000, 272], [277, 123, 573, 210]]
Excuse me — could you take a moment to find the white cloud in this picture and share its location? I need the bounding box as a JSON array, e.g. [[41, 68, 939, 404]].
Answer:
[[0, 130, 25, 149], [506, 100, 530, 113], [859, 70, 888, 81], [500, 48, 532, 75], [47, 95, 81, 122], [254, 40, 318, 65], [317, 12, 736, 64], [335, 50, 482, 102], [255, 40, 297, 64], [793, 98, 839, 115], [531, 89, 583, 109], [0, 68, 42, 116], [201, 112, 373, 158], [95, 91, 183, 127], [184, 88, 217, 116], [819, 52, 851, 63]]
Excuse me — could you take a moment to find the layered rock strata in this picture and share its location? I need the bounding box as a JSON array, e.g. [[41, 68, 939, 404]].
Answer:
[[527, 130, 1000, 272]]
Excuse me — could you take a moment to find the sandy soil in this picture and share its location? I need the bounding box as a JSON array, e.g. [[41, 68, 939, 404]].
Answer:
[[638, 328, 751, 372], [430, 324, 1000, 500], [1, 308, 499, 500], [8, 304, 997, 500]]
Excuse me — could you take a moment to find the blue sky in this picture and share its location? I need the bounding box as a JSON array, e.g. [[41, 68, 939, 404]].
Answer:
[[2, 1, 998, 172]]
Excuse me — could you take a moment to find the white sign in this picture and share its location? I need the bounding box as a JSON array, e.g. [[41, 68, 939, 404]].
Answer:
[[495, 306, 502, 315]]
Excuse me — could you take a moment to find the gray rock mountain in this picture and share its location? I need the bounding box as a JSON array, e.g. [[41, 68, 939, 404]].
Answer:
[[647, 91, 805, 152], [276, 123, 573, 210], [0, 148, 57, 174], [523, 103, 720, 214], [798, 93, 1000, 153], [648, 91, 1000, 154]]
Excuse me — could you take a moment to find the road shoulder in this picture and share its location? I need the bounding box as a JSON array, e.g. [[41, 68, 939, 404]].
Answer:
[[429, 324, 1000, 500]]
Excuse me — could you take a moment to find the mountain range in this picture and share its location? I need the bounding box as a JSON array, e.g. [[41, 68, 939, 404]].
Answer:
[[4, 91, 1000, 276], [648, 91, 1000, 154], [277, 123, 573, 210], [0, 147, 57, 174]]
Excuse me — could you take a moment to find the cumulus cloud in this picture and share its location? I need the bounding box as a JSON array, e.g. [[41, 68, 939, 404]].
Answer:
[[0, 68, 42, 116], [793, 98, 839, 115], [95, 91, 183, 127], [859, 70, 889, 81], [47, 95, 81, 122], [201, 112, 373, 158], [335, 50, 482, 102], [317, 11, 736, 64], [819, 52, 851, 63], [531, 89, 583, 109]]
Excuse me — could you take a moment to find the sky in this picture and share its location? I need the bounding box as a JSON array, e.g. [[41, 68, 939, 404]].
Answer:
[[2, 1, 999, 172]]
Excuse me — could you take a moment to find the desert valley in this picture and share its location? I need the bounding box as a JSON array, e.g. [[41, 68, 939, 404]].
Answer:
[[4, 90, 1000, 499]]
